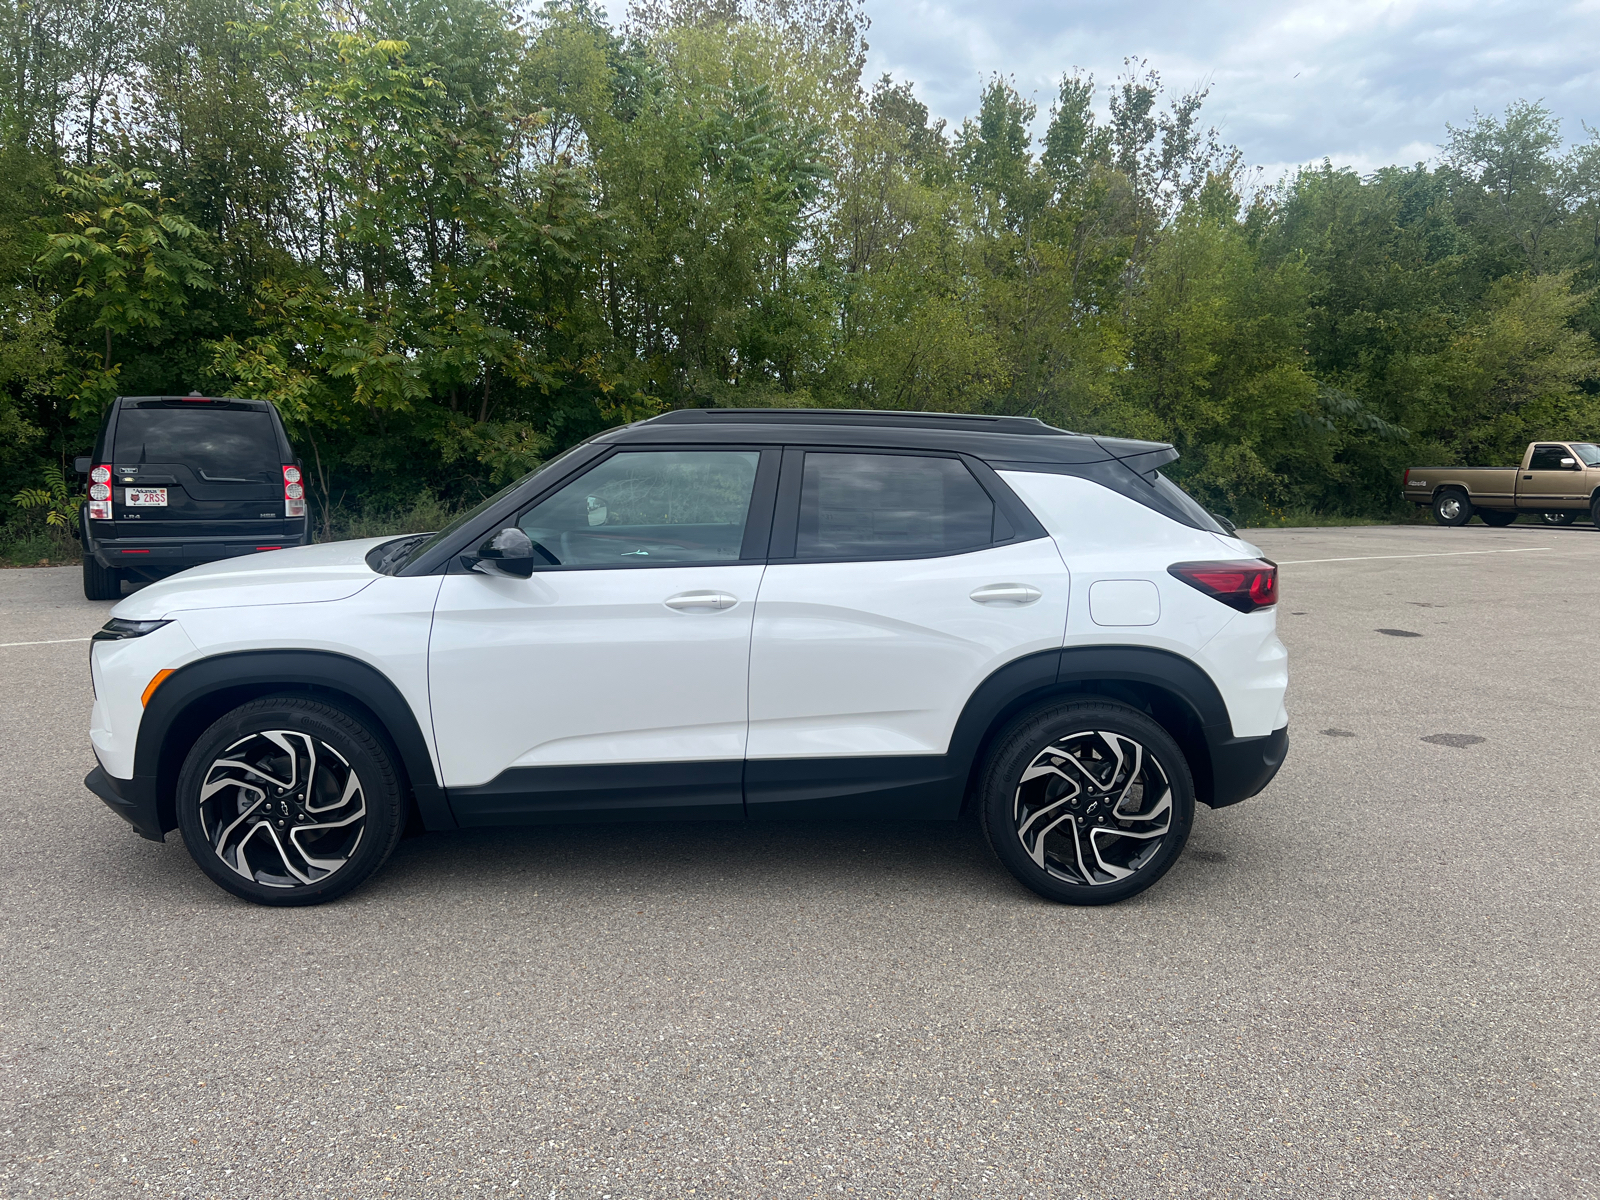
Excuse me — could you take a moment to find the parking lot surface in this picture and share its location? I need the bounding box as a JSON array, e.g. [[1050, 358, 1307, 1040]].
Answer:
[[2, 524, 1598, 1199]]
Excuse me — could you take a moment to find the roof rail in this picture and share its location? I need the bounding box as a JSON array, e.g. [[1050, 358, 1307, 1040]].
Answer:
[[643, 408, 1076, 436]]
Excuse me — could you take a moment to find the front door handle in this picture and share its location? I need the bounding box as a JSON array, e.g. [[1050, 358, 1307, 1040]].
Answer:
[[970, 583, 1042, 606], [664, 591, 737, 612]]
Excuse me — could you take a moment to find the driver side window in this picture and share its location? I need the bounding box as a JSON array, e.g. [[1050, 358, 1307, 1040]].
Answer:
[[517, 450, 761, 567], [1528, 445, 1570, 470]]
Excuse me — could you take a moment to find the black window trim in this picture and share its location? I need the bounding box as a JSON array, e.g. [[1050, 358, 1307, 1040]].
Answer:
[[437, 443, 781, 575], [766, 445, 1047, 566]]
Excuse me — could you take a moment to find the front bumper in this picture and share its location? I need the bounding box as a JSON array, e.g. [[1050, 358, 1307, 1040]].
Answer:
[[85, 766, 166, 841], [1205, 724, 1289, 808]]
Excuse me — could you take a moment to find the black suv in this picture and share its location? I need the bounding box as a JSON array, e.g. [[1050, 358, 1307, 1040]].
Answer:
[[75, 395, 309, 599]]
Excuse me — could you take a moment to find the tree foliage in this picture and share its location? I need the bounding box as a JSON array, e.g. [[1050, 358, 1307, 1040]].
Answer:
[[3, 0, 1599, 534]]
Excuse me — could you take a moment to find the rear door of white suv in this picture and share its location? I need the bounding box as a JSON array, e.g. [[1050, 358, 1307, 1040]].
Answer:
[[744, 449, 1070, 818], [428, 447, 777, 823]]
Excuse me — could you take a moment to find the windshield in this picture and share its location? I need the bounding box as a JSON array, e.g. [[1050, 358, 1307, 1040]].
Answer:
[[1570, 443, 1600, 467], [384, 441, 598, 573]]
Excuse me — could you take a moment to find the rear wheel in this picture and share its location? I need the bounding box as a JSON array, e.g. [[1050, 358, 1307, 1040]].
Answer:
[[1592, 494, 1600, 529], [1540, 511, 1577, 526], [1478, 509, 1516, 527], [176, 697, 405, 906], [1432, 490, 1472, 526], [979, 701, 1195, 906], [82, 555, 121, 600]]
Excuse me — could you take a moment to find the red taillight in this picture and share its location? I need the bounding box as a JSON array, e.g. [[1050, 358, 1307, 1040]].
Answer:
[[88, 464, 113, 519], [1403, 468, 1411, 486], [283, 465, 306, 518], [255, 546, 282, 551], [1168, 559, 1278, 613]]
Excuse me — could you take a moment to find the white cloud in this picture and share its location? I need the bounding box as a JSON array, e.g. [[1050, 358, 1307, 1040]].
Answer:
[[860, 0, 1600, 178]]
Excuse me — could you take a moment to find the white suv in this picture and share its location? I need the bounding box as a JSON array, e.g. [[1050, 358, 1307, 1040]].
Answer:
[[85, 410, 1289, 907]]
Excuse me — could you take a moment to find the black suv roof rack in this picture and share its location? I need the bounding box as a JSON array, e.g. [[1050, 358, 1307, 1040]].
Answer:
[[643, 408, 1076, 436]]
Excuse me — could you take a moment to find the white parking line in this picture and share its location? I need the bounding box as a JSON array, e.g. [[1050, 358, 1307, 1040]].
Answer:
[[0, 636, 92, 647], [1277, 547, 1554, 565]]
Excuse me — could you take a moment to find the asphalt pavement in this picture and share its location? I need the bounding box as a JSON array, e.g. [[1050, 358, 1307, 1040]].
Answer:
[[2, 524, 1598, 1199]]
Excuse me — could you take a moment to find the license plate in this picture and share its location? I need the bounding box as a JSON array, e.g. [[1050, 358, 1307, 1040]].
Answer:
[[126, 488, 167, 506]]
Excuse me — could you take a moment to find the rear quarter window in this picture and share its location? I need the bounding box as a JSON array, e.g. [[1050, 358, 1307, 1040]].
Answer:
[[114, 408, 280, 480]]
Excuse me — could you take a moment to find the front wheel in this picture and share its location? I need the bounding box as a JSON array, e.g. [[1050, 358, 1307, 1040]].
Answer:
[[1540, 511, 1577, 526], [176, 697, 406, 906], [979, 701, 1195, 906], [1478, 509, 1517, 527]]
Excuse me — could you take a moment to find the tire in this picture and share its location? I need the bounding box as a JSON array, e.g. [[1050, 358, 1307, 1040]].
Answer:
[[176, 697, 406, 906], [1478, 509, 1516, 527], [1540, 511, 1577, 526], [979, 700, 1195, 906], [1592, 494, 1600, 529], [1432, 490, 1472, 526], [82, 554, 121, 600]]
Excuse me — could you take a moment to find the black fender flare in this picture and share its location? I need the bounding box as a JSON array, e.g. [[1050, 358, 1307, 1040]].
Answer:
[[947, 644, 1234, 808], [134, 649, 453, 836]]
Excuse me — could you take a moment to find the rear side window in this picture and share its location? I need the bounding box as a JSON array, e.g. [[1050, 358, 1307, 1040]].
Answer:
[[114, 407, 280, 480], [796, 452, 994, 558]]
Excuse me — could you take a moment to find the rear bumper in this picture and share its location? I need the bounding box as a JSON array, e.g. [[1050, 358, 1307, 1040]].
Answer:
[[87, 531, 308, 571], [84, 765, 167, 841], [1204, 724, 1288, 808]]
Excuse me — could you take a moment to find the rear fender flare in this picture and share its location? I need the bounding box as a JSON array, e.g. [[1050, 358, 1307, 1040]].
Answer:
[[134, 649, 452, 836], [949, 645, 1232, 809]]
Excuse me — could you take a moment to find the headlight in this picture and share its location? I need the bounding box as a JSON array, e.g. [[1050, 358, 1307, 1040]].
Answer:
[[92, 618, 172, 642]]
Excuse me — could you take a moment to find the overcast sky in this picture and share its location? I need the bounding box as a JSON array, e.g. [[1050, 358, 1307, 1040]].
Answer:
[[860, 0, 1600, 179]]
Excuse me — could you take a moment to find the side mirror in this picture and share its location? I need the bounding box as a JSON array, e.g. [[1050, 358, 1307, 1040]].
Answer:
[[73, 457, 91, 475], [465, 527, 538, 578], [1561, 457, 1578, 469]]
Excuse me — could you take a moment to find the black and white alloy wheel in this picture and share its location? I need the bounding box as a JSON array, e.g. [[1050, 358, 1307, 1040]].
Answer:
[[177, 698, 404, 905], [980, 701, 1194, 905]]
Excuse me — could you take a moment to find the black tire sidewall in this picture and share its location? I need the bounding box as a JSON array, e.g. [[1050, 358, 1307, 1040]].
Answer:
[[176, 697, 404, 906], [980, 700, 1195, 906], [82, 555, 121, 600], [1432, 491, 1471, 526]]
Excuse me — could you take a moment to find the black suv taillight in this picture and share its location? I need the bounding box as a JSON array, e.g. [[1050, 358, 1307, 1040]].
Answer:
[[88, 463, 113, 520], [1168, 559, 1278, 613], [283, 465, 306, 518]]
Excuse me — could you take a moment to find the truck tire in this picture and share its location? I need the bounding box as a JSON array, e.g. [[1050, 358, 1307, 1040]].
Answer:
[[1432, 490, 1472, 527], [1479, 509, 1516, 527], [82, 555, 122, 601], [1540, 511, 1577, 526], [1591, 494, 1600, 528]]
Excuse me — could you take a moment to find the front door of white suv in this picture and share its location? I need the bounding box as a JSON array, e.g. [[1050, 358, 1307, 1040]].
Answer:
[[745, 450, 1070, 818], [428, 448, 773, 824]]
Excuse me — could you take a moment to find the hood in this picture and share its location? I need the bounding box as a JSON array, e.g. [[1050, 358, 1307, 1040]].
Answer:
[[111, 538, 392, 620]]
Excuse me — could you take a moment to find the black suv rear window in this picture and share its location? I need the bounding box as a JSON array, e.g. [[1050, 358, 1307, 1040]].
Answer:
[[114, 408, 279, 479]]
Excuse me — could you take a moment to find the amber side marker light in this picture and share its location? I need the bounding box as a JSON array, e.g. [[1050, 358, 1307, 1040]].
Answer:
[[142, 669, 175, 707]]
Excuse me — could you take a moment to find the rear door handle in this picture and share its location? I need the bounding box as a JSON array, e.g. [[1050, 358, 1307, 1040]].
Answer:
[[970, 583, 1042, 606], [664, 591, 737, 612]]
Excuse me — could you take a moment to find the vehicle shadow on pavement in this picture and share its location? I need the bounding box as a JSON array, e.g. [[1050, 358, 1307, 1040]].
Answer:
[[375, 817, 1014, 903]]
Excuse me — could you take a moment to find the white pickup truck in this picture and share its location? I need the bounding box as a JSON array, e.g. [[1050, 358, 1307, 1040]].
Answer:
[[1403, 441, 1600, 526]]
